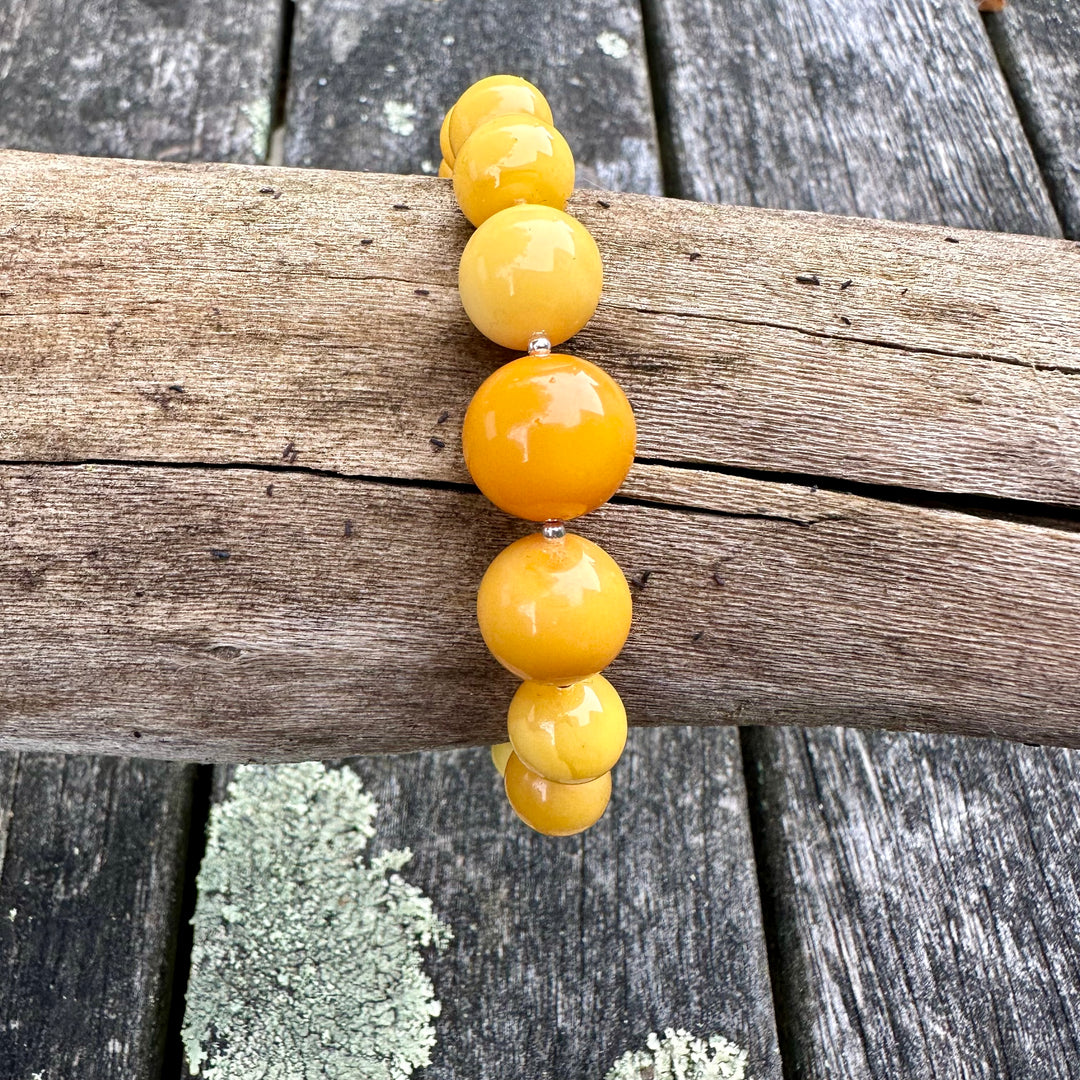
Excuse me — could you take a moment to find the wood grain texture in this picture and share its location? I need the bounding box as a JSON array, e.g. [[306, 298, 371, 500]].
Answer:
[[642, 0, 1060, 235], [743, 728, 1080, 1080], [283, 0, 662, 193], [985, 0, 1080, 238], [0, 754, 194, 1079], [2, 462, 1079, 760], [0, 0, 282, 164], [645, 0, 1080, 1075], [0, 3, 284, 1075], [3, 151, 1080, 507]]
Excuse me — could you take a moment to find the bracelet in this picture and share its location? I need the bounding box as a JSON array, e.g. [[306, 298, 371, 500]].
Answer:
[[439, 75, 636, 837]]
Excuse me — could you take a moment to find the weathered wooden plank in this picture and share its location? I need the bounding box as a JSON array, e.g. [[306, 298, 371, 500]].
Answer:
[[2, 462, 1079, 760], [646, 0, 1080, 1074], [743, 729, 1080, 1079], [644, 0, 1060, 235], [283, 0, 662, 193], [3, 153, 1080, 509], [0, 754, 194, 1079], [0, 1, 283, 1074], [0, 0, 282, 164], [985, 0, 1080, 238], [174, 11, 781, 1080]]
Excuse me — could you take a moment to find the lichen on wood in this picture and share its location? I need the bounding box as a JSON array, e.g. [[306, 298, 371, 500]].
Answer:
[[181, 762, 451, 1079], [604, 1029, 748, 1080]]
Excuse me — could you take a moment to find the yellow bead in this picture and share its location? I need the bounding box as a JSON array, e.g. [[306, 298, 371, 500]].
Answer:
[[452, 113, 574, 226], [490, 741, 514, 776], [448, 75, 553, 159], [476, 531, 632, 683], [459, 204, 603, 350], [462, 353, 635, 521], [438, 159, 453, 178], [508, 675, 627, 784], [439, 108, 455, 167], [503, 751, 611, 836]]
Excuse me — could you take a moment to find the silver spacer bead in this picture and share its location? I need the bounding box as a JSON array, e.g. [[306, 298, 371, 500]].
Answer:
[[541, 519, 566, 540], [528, 334, 552, 357]]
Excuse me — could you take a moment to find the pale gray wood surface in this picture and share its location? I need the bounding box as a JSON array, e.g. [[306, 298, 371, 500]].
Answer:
[[283, 0, 661, 194], [0, 755, 194, 1079], [644, 0, 1059, 235], [646, 0, 1080, 1075], [2, 463, 1080, 760], [985, 0, 1080, 238], [0, 1, 283, 1076], [180, 7, 781, 1078], [0, 0, 282, 164], [4, 152, 1080, 508]]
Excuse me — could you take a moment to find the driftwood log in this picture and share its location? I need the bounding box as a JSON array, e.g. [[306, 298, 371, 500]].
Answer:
[[2, 147, 1079, 761]]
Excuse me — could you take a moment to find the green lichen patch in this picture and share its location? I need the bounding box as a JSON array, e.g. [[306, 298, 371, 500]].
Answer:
[[181, 762, 451, 1080], [605, 1028, 749, 1080]]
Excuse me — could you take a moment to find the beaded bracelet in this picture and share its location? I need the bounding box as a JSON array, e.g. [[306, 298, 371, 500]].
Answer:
[[439, 75, 636, 837]]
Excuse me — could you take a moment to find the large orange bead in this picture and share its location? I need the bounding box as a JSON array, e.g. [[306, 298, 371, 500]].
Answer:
[[453, 113, 575, 226], [508, 675, 627, 784], [458, 204, 603, 351], [448, 75, 553, 158], [476, 531, 632, 683], [462, 353, 635, 521], [503, 751, 611, 836]]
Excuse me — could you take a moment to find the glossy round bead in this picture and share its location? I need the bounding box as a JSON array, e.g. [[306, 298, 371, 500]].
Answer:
[[439, 108, 455, 167], [448, 75, 553, 158], [459, 204, 603, 350], [503, 751, 611, 836], [490, 741, 514, 776], [438, 159, 453, 178], [508, 675, 627, 784], [462, 353, 635, 521], [453, 113, 574, 226], [476, 531, 632, 683]]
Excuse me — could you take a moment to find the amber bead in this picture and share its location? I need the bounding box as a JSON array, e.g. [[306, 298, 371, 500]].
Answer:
[[458, 204, 603, 350], [439, 108, 455, 167], [438, 159, 453, 178], [453, 113, 574, 226], [462, 353, 635, 521], [490, 741, 514, 776], [508, 675, 627, 784], [448, 75, 553, 158], [476, 531, 632, 683], [503, 751, 611, 836]]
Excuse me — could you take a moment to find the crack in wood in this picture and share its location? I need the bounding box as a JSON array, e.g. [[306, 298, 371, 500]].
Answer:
[[629, 305, 1080, 376]]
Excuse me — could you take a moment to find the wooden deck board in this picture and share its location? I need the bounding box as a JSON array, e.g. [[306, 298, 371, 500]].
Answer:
[[0, 756, 193, 1079], [0, 0, 283, 1075], [178, 4, 781, 1077], [985, 0, 1080, 238], [645, 0, 1080, 1075]]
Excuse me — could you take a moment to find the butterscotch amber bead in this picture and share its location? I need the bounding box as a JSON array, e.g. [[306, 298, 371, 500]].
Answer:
[[462, 353, 635, 521], [490, 741, 514, 776], [458, 204, 603, 350], [453, 113, 574, 226], [439, 108, 455, 167], [476, 531, 632, 683], [438, 159, 453, 178], [503, 751, 611, 836], [508, 675, 627, 784], [448, 75, 553, 158]]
